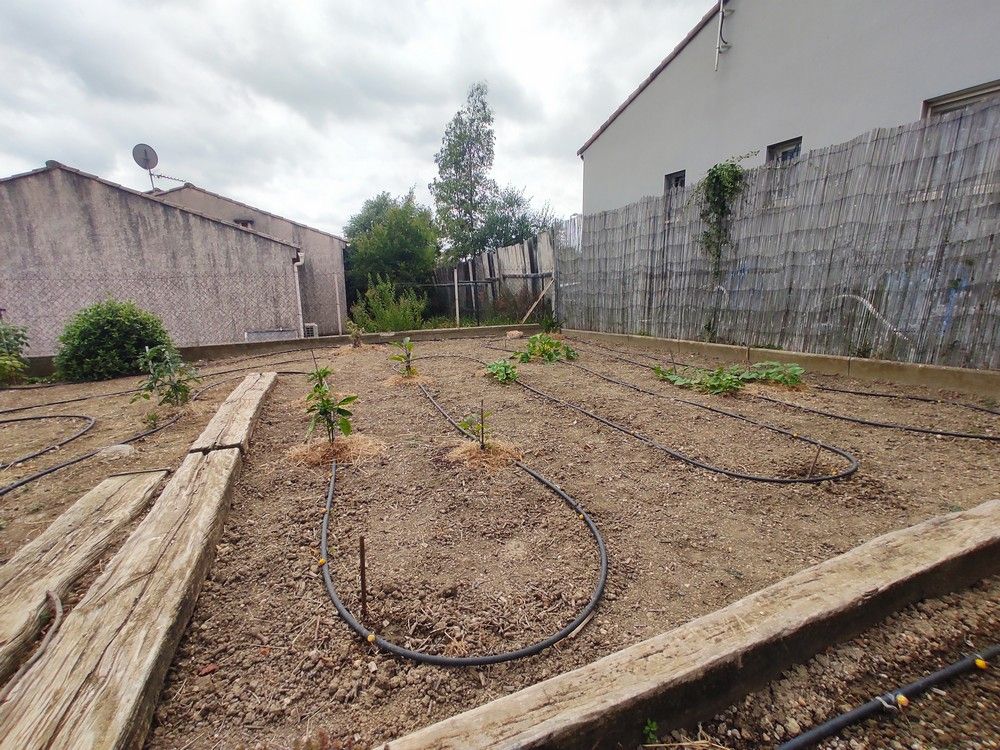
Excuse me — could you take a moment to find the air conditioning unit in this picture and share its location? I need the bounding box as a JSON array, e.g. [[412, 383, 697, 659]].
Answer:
[[303, 323, 319, 338]]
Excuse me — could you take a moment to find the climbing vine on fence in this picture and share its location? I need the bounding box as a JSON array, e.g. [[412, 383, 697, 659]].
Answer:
[[694, 154, 750, 279]]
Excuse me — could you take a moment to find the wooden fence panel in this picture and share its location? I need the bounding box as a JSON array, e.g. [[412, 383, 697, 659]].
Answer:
[[555, 102, 1000, 369]]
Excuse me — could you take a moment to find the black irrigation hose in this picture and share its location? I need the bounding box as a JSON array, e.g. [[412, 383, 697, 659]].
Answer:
[[318, 362, 609, 667], [814, 384, 1000, 417], [0, 414, 96, 470], [480, 346, 858, 484], [779, 644, 999, 749], [0, 370, 311, 498], [567, 338, 1000, 442]]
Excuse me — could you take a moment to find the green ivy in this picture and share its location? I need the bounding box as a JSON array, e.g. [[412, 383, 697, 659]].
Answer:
[[694, 154, 750, 279]]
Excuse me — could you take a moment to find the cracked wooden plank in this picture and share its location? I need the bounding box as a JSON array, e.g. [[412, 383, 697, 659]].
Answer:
[[382, 499, 1000, 750], [0, 450, 241, 750], [0, 469, 167, 685], [189, 371, 277, 454]]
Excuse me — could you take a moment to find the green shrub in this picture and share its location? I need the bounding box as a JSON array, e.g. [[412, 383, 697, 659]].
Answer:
[[350, 275, 426, 332], [514, 333, 577, 363], [485, 359, 518, 383], [55, 300, 173, 382], [0, 321, 29, 386]]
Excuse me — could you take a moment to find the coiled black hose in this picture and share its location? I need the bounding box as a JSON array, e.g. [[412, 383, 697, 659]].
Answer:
[[0, 414, 95, 470], [0, 370, 310, 497], [318, 365, 608, 667], [567, 338, 999, 442], [779, 644, 999, 749], [477, 347, 858, 484]]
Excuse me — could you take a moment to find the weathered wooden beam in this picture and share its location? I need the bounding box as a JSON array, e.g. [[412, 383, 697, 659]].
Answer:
[[189, 371, 277, 453], [382, 499, 1000, 750], [0, 469, 167, 685], [0, 449, 241, 750]]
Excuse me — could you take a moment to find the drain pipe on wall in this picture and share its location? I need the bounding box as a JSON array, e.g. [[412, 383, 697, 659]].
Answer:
[[292, 252, 306, 338], [779, 645, 998, 749]]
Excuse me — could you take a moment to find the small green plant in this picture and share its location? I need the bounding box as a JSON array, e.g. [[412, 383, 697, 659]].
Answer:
[[653, 359, 805, 395], [0, 321, 29, 360], [458, 400, 491, 450], [0, 321, 30, 386], [539, 312, 561, 333], [131, 345, 200, 406], [389, 336, 416, 377], [485, 359, 519, 383], [55, 299, 174, 382], [642, 718, 659, 744], [305, 366, 356, 442], [515, 333, 578, 364], [0, 355, 27, 386], [740, 361, 804, 386], [345, 321, 365, 348], [143, 410, 160, 430]]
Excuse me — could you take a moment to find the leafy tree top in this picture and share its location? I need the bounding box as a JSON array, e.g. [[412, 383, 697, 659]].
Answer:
[[430, 82, 499, 262]]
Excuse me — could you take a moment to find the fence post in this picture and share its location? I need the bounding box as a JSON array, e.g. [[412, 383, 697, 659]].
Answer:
[[453, 267, 460, 328]]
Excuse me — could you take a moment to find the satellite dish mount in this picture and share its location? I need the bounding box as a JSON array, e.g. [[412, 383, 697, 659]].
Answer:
[[132, 143, 159, 190]]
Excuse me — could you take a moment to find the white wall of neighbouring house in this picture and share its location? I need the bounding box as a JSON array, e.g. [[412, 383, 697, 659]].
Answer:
[[580, 0, 1000, 214], [155, 186, 347, 335]]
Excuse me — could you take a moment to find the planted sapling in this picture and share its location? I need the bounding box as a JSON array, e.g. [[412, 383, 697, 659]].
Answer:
[[458, 400, 492, 450], [132, 345, 200, 406], [306, 366, 356, 442], [389, 336, 417, 377], [346, 321, 365, 348]]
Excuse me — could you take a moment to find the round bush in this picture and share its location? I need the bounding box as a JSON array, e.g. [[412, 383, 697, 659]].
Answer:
[[55, 300, 174, 382]]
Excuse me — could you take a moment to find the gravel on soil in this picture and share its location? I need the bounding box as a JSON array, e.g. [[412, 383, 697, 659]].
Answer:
[[660, 576, 999, 750], [143, 338, 998, 750]]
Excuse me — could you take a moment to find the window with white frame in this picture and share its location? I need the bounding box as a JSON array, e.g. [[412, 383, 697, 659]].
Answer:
[[923, 80, 1000, 117]]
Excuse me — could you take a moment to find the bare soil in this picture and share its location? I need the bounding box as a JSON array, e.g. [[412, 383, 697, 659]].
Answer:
[[137, 337, 998, 749]]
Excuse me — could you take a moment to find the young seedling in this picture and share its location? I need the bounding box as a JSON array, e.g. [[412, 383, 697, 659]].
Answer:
[[346, 321, 365, 348], [739, 361, 804, 386], [642, 718, 659, 744], [389, 336, 417, 377], [132, 345, 200, 406], [485, 359, 519, 383], [652, 364, 743, 395], [515, 333, 577, 364], [305, 366, 357, 442], [143, 410, 160, 430], [458, 400, 492, 450]]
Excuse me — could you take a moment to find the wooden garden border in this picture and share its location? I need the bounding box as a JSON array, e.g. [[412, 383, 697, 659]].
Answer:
[[383, 499, 1000, 750]]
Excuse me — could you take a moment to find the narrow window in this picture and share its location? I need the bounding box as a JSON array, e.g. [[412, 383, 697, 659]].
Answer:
[[923, 79, 1000, 117], [664, 170, 686, 191], [767, 137, 802, 164]]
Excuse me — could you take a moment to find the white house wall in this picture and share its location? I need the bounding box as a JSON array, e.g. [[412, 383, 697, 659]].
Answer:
[[581, 0, 1000, 213]]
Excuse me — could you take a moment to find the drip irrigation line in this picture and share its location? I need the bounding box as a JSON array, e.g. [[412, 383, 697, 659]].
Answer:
[[812, 384, 1000, 417], [0, 357, 321, 416], [565, 338, 999, 442], [0, 414, 96, 470], [779, 644, 999, 749], [480, 345, 858, 484], [0, 370, 311, 498], [319, 360, 608, 667]]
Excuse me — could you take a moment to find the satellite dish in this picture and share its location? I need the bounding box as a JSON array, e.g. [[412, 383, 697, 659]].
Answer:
[[132, 143, 158, 171]]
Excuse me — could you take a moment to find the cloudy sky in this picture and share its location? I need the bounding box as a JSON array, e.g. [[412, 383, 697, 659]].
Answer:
[[0, 0, 706, 235]]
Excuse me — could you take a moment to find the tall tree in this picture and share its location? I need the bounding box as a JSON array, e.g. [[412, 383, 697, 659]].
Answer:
[[344, 191, 437, 299], [430, 82, 498, 262], [477, 186, 554, 251]]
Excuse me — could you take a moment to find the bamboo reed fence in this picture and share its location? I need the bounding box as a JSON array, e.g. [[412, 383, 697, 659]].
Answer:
[[554, 101, 1000, 369]]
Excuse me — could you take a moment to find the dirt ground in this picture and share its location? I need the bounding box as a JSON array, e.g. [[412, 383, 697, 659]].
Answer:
[[132, 336, 999, 749], [663, 575, 999, 749]]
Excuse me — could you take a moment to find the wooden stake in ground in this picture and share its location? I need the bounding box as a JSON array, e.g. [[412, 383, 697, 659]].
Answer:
[[453, 267, 460, 328], [807, 444, 821, 478], [359, 536, 368, 624], [520, 278, 555, 324], [479, 399, 486, 450]]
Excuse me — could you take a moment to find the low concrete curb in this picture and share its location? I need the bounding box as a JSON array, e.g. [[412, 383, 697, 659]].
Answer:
[[381, 500, 1000, 750], [567, 329, 999, 396], [22, 325, 541, 378]]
